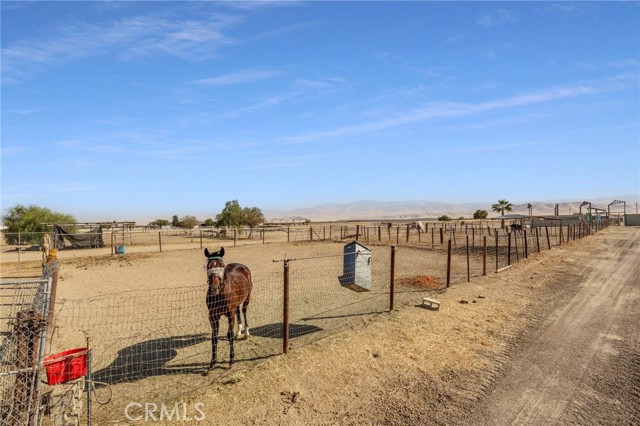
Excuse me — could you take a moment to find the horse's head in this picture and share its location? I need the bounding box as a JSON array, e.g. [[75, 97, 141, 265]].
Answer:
[[204, 247, 226, 294]]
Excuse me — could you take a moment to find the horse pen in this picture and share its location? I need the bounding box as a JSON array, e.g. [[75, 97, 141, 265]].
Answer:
[[0, 218, 612, 424]]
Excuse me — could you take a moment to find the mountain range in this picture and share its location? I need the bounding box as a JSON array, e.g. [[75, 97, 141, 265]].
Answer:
[[264, 195, 639, 222]]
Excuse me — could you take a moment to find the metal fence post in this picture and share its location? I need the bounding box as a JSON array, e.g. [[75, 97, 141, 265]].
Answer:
[[283, 260, 290, 354], [482, 236, 487, 276], [495, 233, 499, 272], [390, 245, 396, 311], [466, 235, 470, 282], [446, 240, 452, 287], [86, 336, 92, 426]]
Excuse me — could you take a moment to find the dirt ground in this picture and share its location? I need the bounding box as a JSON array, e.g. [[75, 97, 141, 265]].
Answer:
[[2, 225, 638, 425], [184, 225, 640, 426]]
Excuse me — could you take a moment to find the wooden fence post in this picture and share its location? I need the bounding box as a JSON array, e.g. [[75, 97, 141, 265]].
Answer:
[[158, 231, 162, 253]]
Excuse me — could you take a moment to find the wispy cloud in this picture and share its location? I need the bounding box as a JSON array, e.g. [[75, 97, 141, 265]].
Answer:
[[52, 129, 230, 164], [283, 78, 628, 144], [577, 59, 639, 71], [451, 140, 546, 155], [6, 108, 43, 115], [480, 42, 515, 60], [547, 3, 596, 16], [444, 32, 467, 44], [190, 69, 283, 86], [476, 9, 517, 28], [2, 14, 237, 83], [211, 76, 347, 117], [241, 153, 325, 170]]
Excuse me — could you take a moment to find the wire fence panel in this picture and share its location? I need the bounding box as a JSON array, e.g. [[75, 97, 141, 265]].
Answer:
[[0, 278, 52, 426], [48, 270, 285, 420], [285, 250, 390, 349]]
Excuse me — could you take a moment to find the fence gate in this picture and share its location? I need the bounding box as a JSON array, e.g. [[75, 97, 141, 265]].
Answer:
[[0, 278, 52, 426]]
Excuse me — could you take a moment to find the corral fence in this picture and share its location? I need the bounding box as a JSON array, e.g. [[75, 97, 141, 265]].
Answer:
[[0, 217, 612, 424], [1, 216, 610, 264], [0, 263, 56, 425]]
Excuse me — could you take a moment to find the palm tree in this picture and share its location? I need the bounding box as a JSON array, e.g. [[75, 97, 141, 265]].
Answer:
[[491, 199, 513, 228], [491, 199, 513, 216]]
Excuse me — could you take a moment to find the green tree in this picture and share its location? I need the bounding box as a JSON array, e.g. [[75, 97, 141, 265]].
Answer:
[[473, 209, 489, 219], [215, 200, 244, 228], [171, 215, 181, 227], [242, 207, 265, 228], [491, 199, 513, 227], [149, 219, 170, 227], [242, 206, 265, 237], [438, 215, 452, 222], [181, 215, 199, 229], [203, 218, 215, 227], [491, 199, 513, 216], [2, 204, 76, 244]]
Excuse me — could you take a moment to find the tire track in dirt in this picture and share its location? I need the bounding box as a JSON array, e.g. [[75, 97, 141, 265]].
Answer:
[[470, 227, 640, 426], [367, 253, 586, 426]]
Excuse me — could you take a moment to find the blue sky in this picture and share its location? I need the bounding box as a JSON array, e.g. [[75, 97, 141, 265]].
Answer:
[[2, 1, 639, 222]]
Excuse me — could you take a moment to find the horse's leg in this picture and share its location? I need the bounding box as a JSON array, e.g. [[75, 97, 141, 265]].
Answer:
[[242, 299, 250, 338], [235, 306, 245, 340], [205, 316, 220, 375], [227, 312, 236, 366]]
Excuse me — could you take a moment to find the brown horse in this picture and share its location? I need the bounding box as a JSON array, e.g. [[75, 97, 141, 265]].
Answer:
[[203, 247, 252, 375]]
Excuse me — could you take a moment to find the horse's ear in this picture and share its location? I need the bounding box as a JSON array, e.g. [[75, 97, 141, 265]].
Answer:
[[219, 247, 225, 258], [204, 248, 211, 258]]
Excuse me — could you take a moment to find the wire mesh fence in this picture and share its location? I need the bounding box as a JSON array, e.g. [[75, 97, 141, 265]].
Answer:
[[0, 218, 613, 424], [2, 218, 609, 268], [0, 277, 52, 426]]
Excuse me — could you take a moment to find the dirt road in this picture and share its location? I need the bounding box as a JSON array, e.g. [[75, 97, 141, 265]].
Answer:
[[471, 226, 640, 425]]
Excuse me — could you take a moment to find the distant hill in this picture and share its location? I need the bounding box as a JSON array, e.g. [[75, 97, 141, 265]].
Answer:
[[264, 195, 638, 222]]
